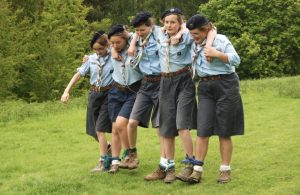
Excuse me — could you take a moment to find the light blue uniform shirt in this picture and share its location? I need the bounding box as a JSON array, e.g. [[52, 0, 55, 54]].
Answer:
[[136, 26, 161, 75], [192, 34, 240, 77], [157, 29, 193, 72], [111, 50, 143, 85], [77, 52, 114, 87]]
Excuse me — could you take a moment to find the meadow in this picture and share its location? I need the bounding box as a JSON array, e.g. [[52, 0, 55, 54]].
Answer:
[[0, 76, 299, 195]]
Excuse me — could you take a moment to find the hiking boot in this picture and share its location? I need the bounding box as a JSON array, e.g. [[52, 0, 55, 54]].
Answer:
[[119, 157, 130, 169], [176, 164, 193, 182], [144, 166, 166, 181], [187, 170, 202, 184], [164, 168, 176, 184], [128, 152, 139, 170], [90, 161, 105, 173], [217, 170, 231, 183], [108, 164, 119, 174]]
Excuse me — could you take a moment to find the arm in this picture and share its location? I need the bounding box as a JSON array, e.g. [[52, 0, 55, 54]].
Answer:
[[170, 23, 187, 45], [205, 27, 217, 62], [61, 72, 81, 103], [127, 33, 138, 57], [204, 46, 229, 63]]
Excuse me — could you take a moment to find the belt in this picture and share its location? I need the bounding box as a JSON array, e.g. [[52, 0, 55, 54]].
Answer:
[[199, 75, 223, 81], [90, 85, 112, 92], [161, 66, 190, 77], [113, 81, 141, 92], [143, 75, 161, 83]]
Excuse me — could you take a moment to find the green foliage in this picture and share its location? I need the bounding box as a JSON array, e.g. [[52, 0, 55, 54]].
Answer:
[[83, 0, 207, 25], [199, 0, 300, 79]]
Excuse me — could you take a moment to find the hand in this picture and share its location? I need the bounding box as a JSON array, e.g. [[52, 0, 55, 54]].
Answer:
[[204, 46, 219, 60], [61, 92, 69, 104], [82, 55, 89, 63], [127, 45, 136, 57]]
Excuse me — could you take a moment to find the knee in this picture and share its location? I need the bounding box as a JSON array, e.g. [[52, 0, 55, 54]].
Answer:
[[128, 119, 138, 129]]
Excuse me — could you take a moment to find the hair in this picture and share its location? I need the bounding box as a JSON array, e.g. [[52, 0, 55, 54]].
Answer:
[[96, 34, 109, 46], [161, 14, 185, 25], [109, 31, 128, 41], [198, 22, 214, 32], [136, 18, 154, 28], [90, 31, 108, 48]]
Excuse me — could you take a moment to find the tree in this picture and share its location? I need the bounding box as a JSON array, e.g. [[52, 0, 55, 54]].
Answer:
[[199, 0, 300, 79]]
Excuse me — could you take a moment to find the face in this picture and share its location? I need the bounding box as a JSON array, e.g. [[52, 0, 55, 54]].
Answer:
[[110, 36, 127, 52], [135, 24, 151, 39], [92, 42, 107, 56], [163, 14, 181, 36], [189, 28, 208, 44]]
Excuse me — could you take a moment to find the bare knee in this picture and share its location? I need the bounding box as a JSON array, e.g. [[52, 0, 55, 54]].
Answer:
[[128, 119, 139, 129]]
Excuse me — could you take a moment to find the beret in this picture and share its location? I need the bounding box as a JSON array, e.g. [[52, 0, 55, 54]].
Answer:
[[131, 12, 152, 27], [108, 25, 125, 39], [161, 8, 183, 19], [186, 14, 209, 30]]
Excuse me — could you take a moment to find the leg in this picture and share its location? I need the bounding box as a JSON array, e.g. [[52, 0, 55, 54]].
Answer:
[[96, 132, 108, 156], [219, 137, 232, 165], [178, 129, 193, 157], [217, 136, 232, 183], [115, 116, 130, 149], [128, 119, 139, 148]]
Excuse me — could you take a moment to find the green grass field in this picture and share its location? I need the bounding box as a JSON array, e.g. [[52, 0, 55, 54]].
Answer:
[[1, 76, 299, 195]]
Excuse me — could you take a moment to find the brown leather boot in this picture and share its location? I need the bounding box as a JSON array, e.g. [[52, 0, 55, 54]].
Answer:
[[90, 160, 105, 173], [108, 164, 119, 174], [119, 157, 130, 169], [217, 170, 231, 183], [164, 168, 176, 183], [144, 166, 166, 181], [187, 170, 202, 184], [176, 164, 193, 182], [127, 152, 139, 170]]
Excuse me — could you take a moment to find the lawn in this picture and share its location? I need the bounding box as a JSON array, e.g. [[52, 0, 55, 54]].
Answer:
[[0, 76, 299, 194]]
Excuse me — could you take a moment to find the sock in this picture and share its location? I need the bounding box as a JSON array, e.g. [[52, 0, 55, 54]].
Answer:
[[160, 157, 167, 165], [129, 147, 137, 153], [111, 157, 120, 165], [220, 165, 231, 171], [160, 159, 175, 171], [193, 165, 203, 172], [100, 155, 106, 162]]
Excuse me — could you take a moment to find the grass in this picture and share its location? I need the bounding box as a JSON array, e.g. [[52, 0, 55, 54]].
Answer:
[[0, 76, 300, 194]]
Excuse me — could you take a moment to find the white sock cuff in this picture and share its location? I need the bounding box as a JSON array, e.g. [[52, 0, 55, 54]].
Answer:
[[112, 160, 120, 165], [193, 165, 203, 172], [220, 165, 231, 171], [160, 157, 167, 164]]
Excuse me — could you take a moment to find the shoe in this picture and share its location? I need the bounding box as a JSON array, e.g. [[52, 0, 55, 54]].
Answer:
[[217, 170, 231, 183], [127, 152, 139, 170], [176, 164, 193, 182], [187, 170, 202, 184], [119, 158, 130, 169], [108, 164, 119, 174], [164, 168, 176, 184], [144, 166, 166, 181], [119, 149, 130, 169], [90, 161, 105, 173]]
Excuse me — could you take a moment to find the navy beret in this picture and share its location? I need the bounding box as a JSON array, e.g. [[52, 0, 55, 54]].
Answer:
[[131, 12, 152, 27], [90, 30, 105, 48], [186, 14, 209, 30], [161, 8, 183, 19], [108, 24, 125, 39]]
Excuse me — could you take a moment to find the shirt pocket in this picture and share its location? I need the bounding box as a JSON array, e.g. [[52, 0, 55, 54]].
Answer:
[[169, 43, 186, 60]]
